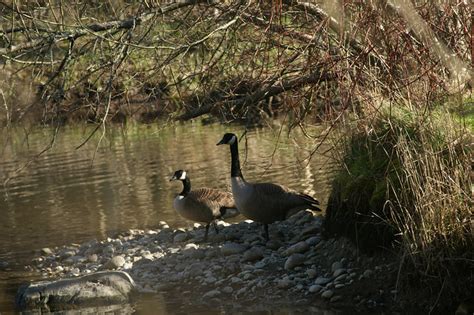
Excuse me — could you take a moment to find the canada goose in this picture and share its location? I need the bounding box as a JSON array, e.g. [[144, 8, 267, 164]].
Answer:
[[216, 133, 321, 240], [169, 170, 238, 240]]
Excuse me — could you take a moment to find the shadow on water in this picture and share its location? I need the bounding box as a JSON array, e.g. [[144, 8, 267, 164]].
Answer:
[[0, 121, 337, 313]]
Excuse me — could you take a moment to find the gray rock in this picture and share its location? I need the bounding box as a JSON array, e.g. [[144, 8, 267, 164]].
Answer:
[[314, 277, 331, 286], [282, 242, 309, 256], [105, 256, 125, 270], [221, 243, 247, 256], [335, 284, 345, 289], [202, 289, 220, 299], [265, 240, 283, 250], [333, 268, 347, 277], [284, 254, 305, 270], [330, 295, 342, 303], [173, 233, 188, 243], [222, 286, 233, 294], [306, 269, 317, 278], [321, 289, 334, 299], [331, 261, 344, 272], [309, 284, 323, 293], [41, 248, 53, 256], [277, 277, 293, 289], [363, 269, 373, 278], [16, 271, 135, 309], [299, 224, 321, 238], [242, 247, 264, 262], [305, 236, 321, 246], [87, 254, 98, 263], [335, 274, 347, 282]]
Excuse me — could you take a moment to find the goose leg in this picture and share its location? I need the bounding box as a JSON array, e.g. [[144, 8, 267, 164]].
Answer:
[[213, 221, 219, 235], [264, 224, 269, 241], [204, 223, 210, 241]]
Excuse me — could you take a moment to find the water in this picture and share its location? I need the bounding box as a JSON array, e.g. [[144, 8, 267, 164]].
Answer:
[[0, 121, 337, 313]]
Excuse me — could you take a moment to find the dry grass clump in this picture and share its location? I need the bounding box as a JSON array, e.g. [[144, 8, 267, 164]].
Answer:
[[325, 105, 473, 310]]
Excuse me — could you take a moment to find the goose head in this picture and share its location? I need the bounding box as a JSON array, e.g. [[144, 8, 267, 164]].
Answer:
[[216, 133, 237, 146], [169, 169, 187, 181]]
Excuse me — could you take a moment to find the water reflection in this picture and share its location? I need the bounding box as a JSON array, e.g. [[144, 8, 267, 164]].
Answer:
[[0, 122, 337, 313]]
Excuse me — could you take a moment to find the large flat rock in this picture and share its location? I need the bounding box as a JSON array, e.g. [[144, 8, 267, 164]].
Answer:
[[16, 271, 136, 310]]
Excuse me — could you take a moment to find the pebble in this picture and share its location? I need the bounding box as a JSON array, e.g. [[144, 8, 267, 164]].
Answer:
[[222, 286, 233, 294], [330, 295, 342, 303], [242, 247, 264, 262], [333, 268, 347, 277], [331, 261, 344, 272], [203, 290, 220, 299], [282, 242, 309, 256], [314, 277, 331, 286], [306, 269, 317, 278], [221, 243, 247, 256], [309, 284, 323, 293], [173, 233, 188, 243], [305, 236, 321, 246], [321, 290, 334, 299], [265, 240, 282, 250], [363, 269, 373, 278], [105, 256, 125, 270], [284, 253, 305, 270], [277, 277, 293, 289], [41, 248, 53, 255]]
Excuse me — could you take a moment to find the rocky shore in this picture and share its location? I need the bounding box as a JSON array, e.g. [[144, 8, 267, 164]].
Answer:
[[25, 210, 400, 313]]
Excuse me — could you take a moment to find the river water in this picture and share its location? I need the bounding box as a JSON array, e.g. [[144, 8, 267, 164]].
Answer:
[[0, 121, 337, 314]]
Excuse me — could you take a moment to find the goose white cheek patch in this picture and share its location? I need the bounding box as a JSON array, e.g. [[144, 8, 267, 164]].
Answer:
[[179, 171, 187, 180]]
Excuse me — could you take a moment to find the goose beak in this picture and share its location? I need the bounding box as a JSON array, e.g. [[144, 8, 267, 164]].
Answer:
[[216, 139, 225, 146]]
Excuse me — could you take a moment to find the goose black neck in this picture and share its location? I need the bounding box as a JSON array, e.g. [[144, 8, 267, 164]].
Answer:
[[230, 141, 243, 178], [180, 177, 191, 195]]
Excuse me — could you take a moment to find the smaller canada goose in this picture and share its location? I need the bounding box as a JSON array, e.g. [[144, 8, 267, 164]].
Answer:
[[217, 133, 321, 240], [169, 170, 238, 240]]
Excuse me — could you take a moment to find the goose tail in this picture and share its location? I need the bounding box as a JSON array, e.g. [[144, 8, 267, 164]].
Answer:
[[220, 207, 240, 219], [300, 193, 322, 211]]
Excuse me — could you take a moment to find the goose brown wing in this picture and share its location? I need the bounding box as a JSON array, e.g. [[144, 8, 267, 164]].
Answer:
[[188, 188, 236, 217], [253, 182, 320, 211]]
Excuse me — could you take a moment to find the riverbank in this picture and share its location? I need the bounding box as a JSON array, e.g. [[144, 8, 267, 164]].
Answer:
[[24, 210, 406, 313]]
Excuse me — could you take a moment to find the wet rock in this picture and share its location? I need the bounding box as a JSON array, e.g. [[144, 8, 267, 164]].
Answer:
[[284, 254, 305, 270], [306, 269, 317, 278], [242, 247, 264, 262], [282, 242, 309, 256], [105, 256, 125, 270], [221, 243, 247, 256], [16, 271, 135, 309], [314, 277, 331, 286], [299, 224, 321, 239], [321, 289, 334, 299], [58, 249, 76, 260]]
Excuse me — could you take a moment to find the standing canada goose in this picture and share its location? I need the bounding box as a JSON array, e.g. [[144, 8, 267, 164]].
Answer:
[[216, 133, 321, 240], [169, 170, 238, 240]]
